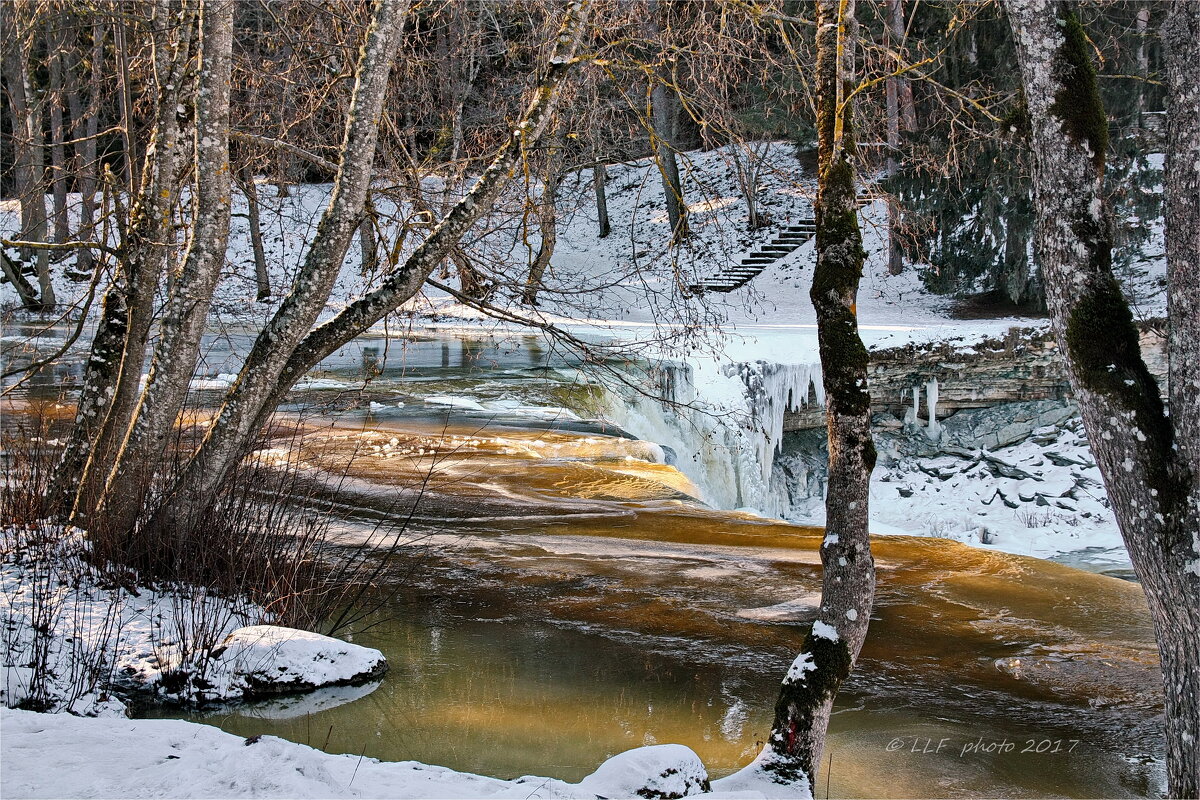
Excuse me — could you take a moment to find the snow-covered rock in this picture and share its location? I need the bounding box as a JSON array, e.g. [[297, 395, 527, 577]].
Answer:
[[207, 626, 387, 698], [577, 744, 711, 799]]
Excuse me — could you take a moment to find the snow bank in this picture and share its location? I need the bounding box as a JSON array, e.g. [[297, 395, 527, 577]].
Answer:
[[1, 527, 385, 715], [1, 708, 796, 799]]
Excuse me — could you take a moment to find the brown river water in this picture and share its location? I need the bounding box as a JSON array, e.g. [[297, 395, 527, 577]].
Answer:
[[163, 414, 1163, 798], [2, 326, 1165, 797]]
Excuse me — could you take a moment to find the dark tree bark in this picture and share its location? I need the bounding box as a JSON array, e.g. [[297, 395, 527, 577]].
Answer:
[[64, 19, 106, 276], [523, 125, 566, 306], [47, 20, 72, 249], [593, 162, 611, 238], [884, 0, 914, 276], [1005, 3, 1200, 797], [725, 1, 876, 792], [2, 3, 54, 310], [67, 0, 196, 522], [239, 169, 271, 300], [644, 0, 688, 243]]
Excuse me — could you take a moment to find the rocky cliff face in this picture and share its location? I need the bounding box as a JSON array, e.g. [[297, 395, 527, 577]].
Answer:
[[782, 323, 1167, 432]]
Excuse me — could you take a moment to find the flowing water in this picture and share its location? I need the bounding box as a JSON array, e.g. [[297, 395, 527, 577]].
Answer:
[[3, 324, 1165, 797]]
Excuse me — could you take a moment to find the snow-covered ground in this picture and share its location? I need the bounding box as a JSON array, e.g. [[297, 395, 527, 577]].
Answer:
[[2, 707, 805, 799], [0, 526, 385, 716]]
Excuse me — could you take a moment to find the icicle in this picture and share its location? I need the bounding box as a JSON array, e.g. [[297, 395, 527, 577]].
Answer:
[[926, 378, 941, 440], [903, 385, 920, 428]]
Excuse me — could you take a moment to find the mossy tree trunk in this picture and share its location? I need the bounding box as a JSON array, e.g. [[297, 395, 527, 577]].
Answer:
[[1006, 3, 1199, 796], [737, 0, 877, 793]]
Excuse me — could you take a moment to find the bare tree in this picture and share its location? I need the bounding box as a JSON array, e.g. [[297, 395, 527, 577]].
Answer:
[[643, 0, 689, 243], [1005, 2, 1199, 796], [2, 2, 54, 310], [884, 0, 915, 275], [724, 1, 876, 791], [523, 122, 568, 306], [92, 0, 238, 540], [132, 0, 592, 537]]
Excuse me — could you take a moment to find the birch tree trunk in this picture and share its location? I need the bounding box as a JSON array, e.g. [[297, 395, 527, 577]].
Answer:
[[92, 0, 236, 542], [726, 1, 875, 793], [152, 0, 592, 533], [66, 1, 195, 522], [1005, 3, 1200, 796]]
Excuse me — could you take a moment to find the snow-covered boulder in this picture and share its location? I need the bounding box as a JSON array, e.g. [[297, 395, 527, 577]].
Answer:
[[576, 744, 710, 799], [207, 626, 387, 698]]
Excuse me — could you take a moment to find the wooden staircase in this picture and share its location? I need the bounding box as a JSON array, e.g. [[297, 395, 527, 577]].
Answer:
[[688, 192, 879, 295]]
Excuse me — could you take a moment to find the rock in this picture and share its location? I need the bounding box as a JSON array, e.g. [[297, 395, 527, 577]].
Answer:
[[577, 744, 711, 799], [208, 625, 387, 699], [939, 400, 1077, 451]]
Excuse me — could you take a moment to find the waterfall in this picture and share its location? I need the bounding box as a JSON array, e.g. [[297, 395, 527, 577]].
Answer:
[[724, 361, 824, 480], [601, 359, 824, 517]]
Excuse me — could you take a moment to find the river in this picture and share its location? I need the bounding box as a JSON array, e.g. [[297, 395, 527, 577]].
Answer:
[[3, 323, 1165, 797]]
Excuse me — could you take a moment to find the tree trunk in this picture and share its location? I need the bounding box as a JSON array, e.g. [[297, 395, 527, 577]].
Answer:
[[148, 0, 412, 530], [726, 2, 876, 793], [239, 169, 271, 300], [359, 207, 380, 277], [1, 251, 39, 308], [644, 0, 688, 243], [68, 1, 195, 522], [92, 0, 237, 543], [2, 5, 53, 310], [884, 0, 912, 276], [524, 126, 565, 306], [1161, 4, 1200, 791], [151, 0, 592, 533], [114, 14, 138, 197], [1006, 3, 1200, 797], [47, 20, 71, 249], [594, 162, 611, 238], [64, 19, 105, 276], [45, 285, 129, 516], [1136, 6, 1150, 124]]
